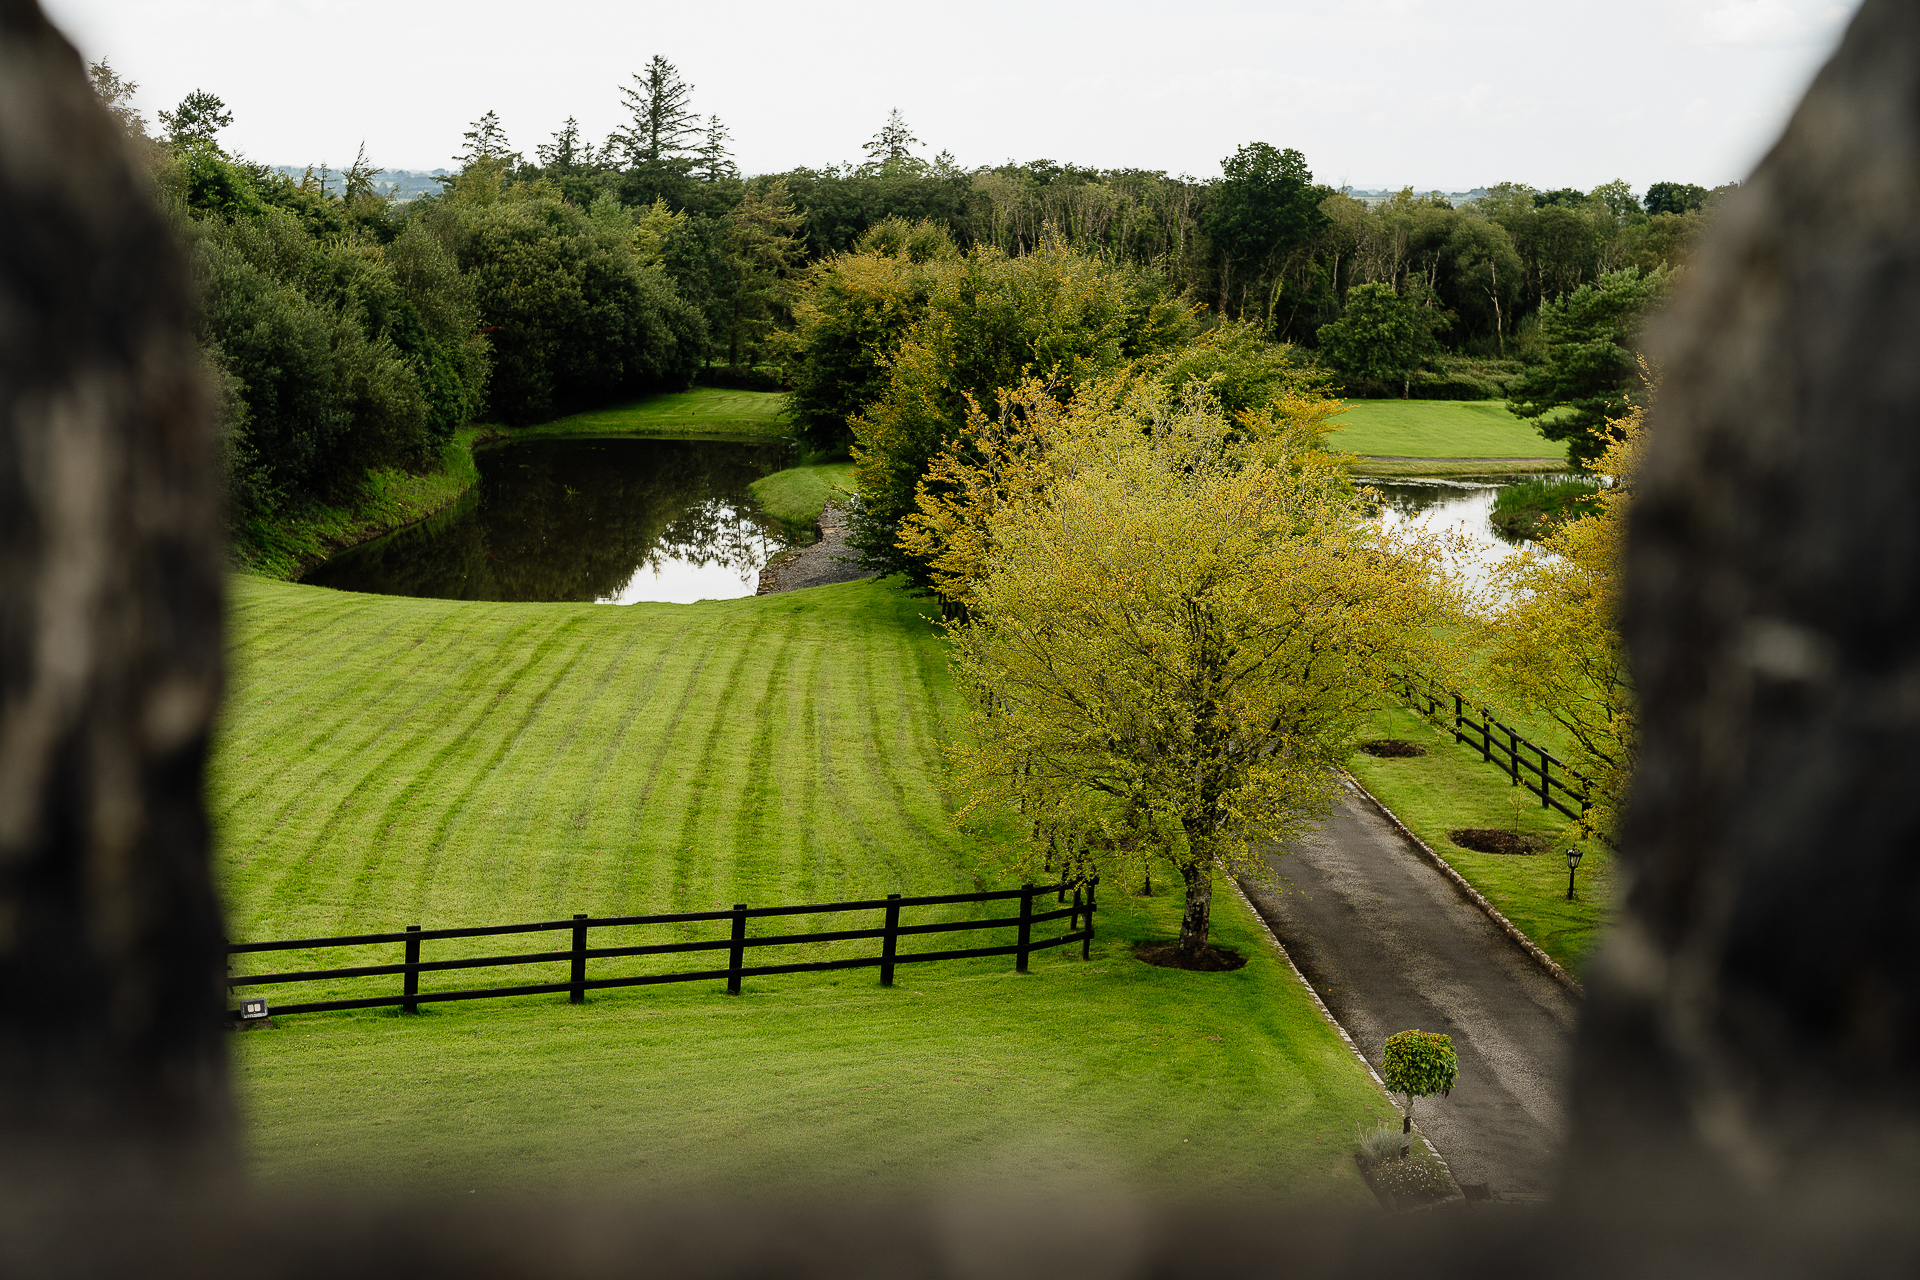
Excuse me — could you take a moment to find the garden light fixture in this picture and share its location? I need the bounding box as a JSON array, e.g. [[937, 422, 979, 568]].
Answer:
[[1565, 847, 1584, 901]]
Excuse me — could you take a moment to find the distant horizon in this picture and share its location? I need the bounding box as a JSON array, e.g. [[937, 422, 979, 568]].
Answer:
[[43, 0, 1856, 193]]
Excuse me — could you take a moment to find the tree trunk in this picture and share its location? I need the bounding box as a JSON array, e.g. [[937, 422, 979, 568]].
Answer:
[[0, 6, 232, 1189], [1175, 859, 1213, 957]]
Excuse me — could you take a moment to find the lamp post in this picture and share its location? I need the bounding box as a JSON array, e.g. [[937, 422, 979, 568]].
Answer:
[[1565, 847, 1583, 901]]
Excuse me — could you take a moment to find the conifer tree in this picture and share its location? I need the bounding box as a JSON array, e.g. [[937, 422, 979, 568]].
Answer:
[[618, 56, 699, 166]]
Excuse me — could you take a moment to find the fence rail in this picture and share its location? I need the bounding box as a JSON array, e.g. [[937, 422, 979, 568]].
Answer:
[[1396, 678, 1592, 825], [227, 881, 1096, 1020]]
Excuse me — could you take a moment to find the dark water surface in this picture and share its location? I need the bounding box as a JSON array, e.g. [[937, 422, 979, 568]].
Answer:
[[304, 436, 795, 604]]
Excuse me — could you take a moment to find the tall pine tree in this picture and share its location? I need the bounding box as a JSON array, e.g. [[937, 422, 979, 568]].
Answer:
[[618, 56, 699, 166]]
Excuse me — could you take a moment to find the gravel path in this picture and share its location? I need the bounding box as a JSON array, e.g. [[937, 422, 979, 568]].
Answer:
[[755, 502, 876, 595], [1238, 782, 1580, 1204]]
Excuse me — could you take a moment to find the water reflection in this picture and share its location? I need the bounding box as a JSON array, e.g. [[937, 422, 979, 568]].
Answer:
[[304, 437, 793, 604], [1359, 475, 1532, 596]]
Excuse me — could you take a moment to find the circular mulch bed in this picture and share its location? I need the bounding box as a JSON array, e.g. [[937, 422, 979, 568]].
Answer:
[[1447, 828, 1551, 856], [1133, 942, 1248, 972], [1359, 739, 1427, 758]]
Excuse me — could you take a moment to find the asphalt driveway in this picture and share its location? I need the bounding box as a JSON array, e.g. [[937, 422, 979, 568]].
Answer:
[[1238, 782, 1581, 1203]]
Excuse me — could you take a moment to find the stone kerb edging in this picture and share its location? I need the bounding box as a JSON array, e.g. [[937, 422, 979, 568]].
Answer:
[[1223, 876, 1463, 1207], [1339, 770, 1587, 1001]]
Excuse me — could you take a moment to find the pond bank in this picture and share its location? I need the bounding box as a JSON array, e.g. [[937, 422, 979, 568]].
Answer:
[[756, 502, 874, 594], [233, 425, 500, 581], [241, 390, 795, 586]]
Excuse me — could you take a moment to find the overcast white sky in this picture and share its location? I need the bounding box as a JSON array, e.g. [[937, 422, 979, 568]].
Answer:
[[42, 0, 1856, 191]]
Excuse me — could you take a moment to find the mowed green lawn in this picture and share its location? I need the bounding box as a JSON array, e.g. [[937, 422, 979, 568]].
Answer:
[[1346, 703, 1610, 975], [216, 576, 1388, 1202], [510, 387, 789, 439], [1330, 399, 1567, 461], [749, 461, 856, 527]]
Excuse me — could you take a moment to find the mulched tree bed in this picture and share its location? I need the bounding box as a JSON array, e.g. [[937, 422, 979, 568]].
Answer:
[[1133, 942, 1248, 972], [1447, 828, 1551, 856], [1358, 739, 1427, 757], [1354, 1151, 1454, 1210]]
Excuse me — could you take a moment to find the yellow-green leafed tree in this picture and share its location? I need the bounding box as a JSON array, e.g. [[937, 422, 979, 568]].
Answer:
[[1483, 376, 1648, 844], [901, 373, 1350, 618], [949, 395, 1456, 960]]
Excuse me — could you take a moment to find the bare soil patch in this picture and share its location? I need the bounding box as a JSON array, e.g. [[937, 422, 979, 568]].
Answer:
[[1133, 941, 1248, 972], [1447, 828, 1551, 856], [1358, 738, 1427, 758]]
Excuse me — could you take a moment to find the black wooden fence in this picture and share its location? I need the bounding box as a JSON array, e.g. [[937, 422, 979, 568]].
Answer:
[[1397, 677, 1592, 825], [227, 881, 1096, 1021]]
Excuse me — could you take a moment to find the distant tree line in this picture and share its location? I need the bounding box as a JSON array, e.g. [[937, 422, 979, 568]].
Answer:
[[91, 50, 1721, 542], [476, 59, 1729, 379]]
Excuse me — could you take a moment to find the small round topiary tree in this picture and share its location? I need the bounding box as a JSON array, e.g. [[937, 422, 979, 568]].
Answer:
[[1382, 1029, 1459, 1158]]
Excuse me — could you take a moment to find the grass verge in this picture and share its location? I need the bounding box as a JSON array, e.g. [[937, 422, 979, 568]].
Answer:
[[233, 426, 491, 581], [749, 461, 856, 529], [1345, 703, 1610, 976], [1331, 400, 1566, 461], [1348, 458, 1568, 480], [218, 576, 1390, 1201], [509, 388, 789, 439]]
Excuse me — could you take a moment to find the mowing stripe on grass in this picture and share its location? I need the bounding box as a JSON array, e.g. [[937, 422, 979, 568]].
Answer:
[[220, 575, 1394, 1201]]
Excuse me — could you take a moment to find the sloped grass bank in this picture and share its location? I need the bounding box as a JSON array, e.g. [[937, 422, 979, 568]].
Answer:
[[235, 426, 491, 581], [1345, 703, 1611, 976], [1332, 400, 1566, 462], [510, 388, 789, 439], [749, 461, 856, 531], [219, 577, 1388, 1200]]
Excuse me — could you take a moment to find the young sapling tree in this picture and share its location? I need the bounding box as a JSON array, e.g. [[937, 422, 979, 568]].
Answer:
[[1382, 1029, 1459, 1158]]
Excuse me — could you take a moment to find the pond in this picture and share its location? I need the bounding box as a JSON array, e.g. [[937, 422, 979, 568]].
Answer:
[[303, 436, 797, 605], [1358, 475, 1543, 594], [303, 437, 1556, 607]]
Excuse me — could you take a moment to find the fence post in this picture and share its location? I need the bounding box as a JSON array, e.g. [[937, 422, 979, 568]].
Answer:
[[728, 904, 747, 996], [1453, 692, 1464, 743], [1509, 728, 1520, 785], [403, 925, 421, 1015], [1480, 709, 1492, 763], [570, 913, 588, 1005], [1016, 886, 1034, 973], [1540, 746, 1552, 808], [880, 894, 900, 988], [1082, 879, 1097, 961]]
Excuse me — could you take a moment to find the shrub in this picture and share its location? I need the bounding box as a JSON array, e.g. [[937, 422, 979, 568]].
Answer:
[[1382, 1028, 1458, 1156]]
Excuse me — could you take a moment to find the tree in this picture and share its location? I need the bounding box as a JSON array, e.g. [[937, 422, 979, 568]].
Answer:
[[946, 385, 1454, 959], [1589, 179, 1644, 226], [1507, 265, 1670, 464], [86, 58, 146, 137], [779, 217, 959, 454], [1381, 1030, 1458, 1157], [1484, 376, 1646, 845], [1203, 142, 1328, 321], [900, 369, 1343, 616], [158, 88, 231, 150], [846, 236, 1193, 581], [458, 109, 520, 168], [694, 115, 737, 182], [863, 108, 921, 165], [447, 186, 707, 423], [536, 117, 588, 171], [1642, 181, 1710, 215], [341, 142, 383, 203], [1532, 187, 1589, 209], [1315, 282, 1444, 395], [723, 178, 806, 367], [619, 56, 700, 166]]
